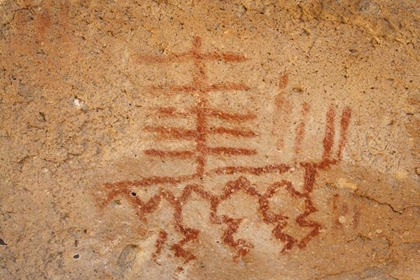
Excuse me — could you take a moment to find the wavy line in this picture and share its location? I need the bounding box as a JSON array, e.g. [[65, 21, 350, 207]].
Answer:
[[99, 166, 321, 262]]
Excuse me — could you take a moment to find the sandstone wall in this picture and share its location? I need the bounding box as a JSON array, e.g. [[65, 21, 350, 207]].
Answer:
[[0, 1, 419, 279]]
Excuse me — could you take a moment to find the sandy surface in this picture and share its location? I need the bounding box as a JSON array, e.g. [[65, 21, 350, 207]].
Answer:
[[0, 0, 419, 279]]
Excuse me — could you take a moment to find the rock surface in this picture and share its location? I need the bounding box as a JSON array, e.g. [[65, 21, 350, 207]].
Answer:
[[0, 0, 419, 279]]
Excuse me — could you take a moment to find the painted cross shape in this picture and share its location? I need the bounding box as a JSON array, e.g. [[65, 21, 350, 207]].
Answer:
[[99, 37, 352, 263]]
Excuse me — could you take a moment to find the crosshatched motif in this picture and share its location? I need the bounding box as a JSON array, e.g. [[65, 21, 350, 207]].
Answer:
[[98, 37, 352, 263]]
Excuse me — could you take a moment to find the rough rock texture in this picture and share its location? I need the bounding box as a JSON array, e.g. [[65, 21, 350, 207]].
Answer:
[[0, 0, 419, 279]]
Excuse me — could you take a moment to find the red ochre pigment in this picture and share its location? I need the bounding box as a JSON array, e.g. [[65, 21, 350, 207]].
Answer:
[[98, 37, 352, 263]]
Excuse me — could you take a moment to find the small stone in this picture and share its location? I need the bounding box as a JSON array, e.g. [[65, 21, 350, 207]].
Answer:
[[73, 97, 85, 109]]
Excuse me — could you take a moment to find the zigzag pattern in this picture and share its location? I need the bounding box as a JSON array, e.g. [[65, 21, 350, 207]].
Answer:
[[100, 163, 321, 262]]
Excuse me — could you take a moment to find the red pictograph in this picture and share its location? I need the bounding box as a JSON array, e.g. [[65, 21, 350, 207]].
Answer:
[[98, 37, 352, 263]]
